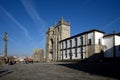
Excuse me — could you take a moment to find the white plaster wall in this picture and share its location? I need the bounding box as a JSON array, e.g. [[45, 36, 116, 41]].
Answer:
[[60, 51, 62, 59], [60, 43, 62, 49], [77, 48, 80, 53], [101, 37, 104, 45], [115, 35, 120, 45], [77, 37, 81, 46], [63, 50, 66, 59], [83, 53, 86, 59], [83, 47, 85, 53], [82, 35, 86, 45], [72, 49, 75, 59], [63, 41, 65, 48], [104, 36, 113, 57], [77, 48, 81, 59], [67, 49, 70, 59], [79, 47, 81, 53], [67, 40, 70, 48], [72, 38, 75, 47], [95, 32, 104, 44], [88, 32, 94, 44]]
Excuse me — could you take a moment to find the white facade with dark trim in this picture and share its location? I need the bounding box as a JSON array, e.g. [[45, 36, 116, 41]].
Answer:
[[60, 30, 104, 61], [60, 30, 120, 61]]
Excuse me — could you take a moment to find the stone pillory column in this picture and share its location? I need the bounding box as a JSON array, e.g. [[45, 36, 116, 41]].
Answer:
[[3, 32, 8, 57]]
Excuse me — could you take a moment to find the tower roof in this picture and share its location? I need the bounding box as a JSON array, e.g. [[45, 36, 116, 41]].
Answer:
[[56, 17, 70, 26]]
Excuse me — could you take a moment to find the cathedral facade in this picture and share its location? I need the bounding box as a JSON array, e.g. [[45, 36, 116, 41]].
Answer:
[[46, 18, 70, 62], [46, 18, 120, 62]]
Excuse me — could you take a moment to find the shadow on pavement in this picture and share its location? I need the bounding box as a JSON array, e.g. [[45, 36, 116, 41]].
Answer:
[[0, 69, 13, 77], [57, 62, 120, 79]]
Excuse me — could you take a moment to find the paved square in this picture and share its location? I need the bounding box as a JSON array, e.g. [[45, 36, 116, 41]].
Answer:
[[0, 63, 119, 80]]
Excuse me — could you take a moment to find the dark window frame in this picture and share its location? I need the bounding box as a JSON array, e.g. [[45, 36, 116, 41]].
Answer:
[[65, 53, 67, 58], [88, 39, 92, 45]]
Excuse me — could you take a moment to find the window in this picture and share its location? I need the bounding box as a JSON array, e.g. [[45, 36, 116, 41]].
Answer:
[[75, 49, 77, 57], [75, 38, 77, 47], [65, 41, 67, 48], [65, 53, 67, 58], [81, 37, 83, 46], [75, 38, 77, 57], [98, 39, 101, 44], [88, 39, 91, 45]]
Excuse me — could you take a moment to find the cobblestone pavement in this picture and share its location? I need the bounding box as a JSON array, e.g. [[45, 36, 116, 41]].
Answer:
[[0, 63, 118, 80]]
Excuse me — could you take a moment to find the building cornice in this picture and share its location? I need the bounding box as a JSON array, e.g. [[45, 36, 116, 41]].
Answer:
[[59, 29, 104, 42]]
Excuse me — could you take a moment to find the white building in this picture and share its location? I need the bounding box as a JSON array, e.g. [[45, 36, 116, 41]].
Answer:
[[60, 29, 104, 61], [60, 30, 120, 61], [104, 33, 120, 58]]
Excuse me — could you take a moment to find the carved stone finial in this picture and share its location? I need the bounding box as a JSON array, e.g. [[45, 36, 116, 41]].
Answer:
[[61, 17, 64, 23]]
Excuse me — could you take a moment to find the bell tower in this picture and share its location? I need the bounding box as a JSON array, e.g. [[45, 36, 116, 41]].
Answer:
[[55, 17, 70, 61], [56, 17, 70, 40], [46, 17, 70, 62]]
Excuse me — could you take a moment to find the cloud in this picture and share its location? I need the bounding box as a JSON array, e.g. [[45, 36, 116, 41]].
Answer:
[[21, 0, 47, 50], [21, 0, 47, 37], [21, 0, 46, 26], [0, 6, 32, 40]]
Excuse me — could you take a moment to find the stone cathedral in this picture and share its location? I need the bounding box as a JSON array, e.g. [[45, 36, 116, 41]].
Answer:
[[46, 18, 120, 62], [46, 18, 70, 62]]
